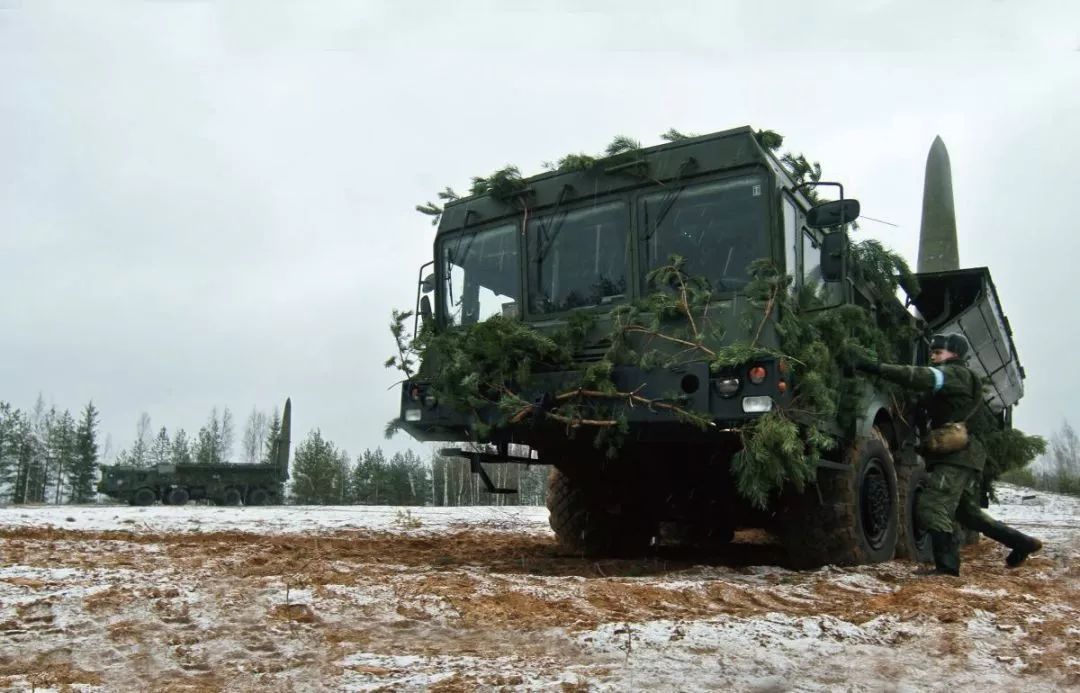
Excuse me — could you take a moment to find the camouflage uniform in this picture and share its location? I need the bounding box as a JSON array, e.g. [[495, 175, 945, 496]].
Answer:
[[863, 347, 1042, 575]]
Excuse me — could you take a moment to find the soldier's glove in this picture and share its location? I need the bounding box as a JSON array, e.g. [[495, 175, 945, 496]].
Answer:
[[853, 359, 881, 375]]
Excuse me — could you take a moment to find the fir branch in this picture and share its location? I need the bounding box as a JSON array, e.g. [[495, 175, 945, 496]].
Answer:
[[660, 128, 697, 142], [557, 153, 600, 172], [470, 166, 525, 200], [415, 202, 443, 226], [387, 309, 417, 379], [754, 129, 784, 152], [621, 326, 717, 359], [604, 135, 642, 157]]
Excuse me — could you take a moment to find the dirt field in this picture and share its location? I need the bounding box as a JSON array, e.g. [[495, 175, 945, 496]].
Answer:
[[1, 486, 1077, 691]]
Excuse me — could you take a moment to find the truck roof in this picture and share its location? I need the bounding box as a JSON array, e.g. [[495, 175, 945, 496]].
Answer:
[[436, 125, 801, 236]]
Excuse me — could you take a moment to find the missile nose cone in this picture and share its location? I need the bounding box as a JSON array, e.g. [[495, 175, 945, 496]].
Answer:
[[918, 135, 959, 273]]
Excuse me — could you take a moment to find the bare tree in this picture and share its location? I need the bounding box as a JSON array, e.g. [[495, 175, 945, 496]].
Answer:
[[220, 408, 235, 463], [1048, 419, 1080, 491], [131, 412, 153, 467], [241, 408, 269, 465]]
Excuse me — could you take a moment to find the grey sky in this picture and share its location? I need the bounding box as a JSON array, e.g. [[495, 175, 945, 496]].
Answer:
[[2, 1, 1078, 461]]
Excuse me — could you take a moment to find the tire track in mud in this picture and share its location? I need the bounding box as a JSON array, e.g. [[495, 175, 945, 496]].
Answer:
[[1, 525, 1078, 689]]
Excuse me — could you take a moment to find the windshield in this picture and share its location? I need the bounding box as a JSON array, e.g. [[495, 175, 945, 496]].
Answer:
[[640, 175, 768, 291], [441, 223, 520, 326], [527, 201, 629, 314]]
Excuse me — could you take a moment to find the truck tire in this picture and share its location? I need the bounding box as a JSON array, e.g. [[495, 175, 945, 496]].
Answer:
[[780, 428, 899, 568], [895, 463, 933, 562], [222, 488, 243, 506], [546, 467, 654, 557], [166, 487, 190, 506], [131, 487, 157, 506], [246, 488, 269, 506]]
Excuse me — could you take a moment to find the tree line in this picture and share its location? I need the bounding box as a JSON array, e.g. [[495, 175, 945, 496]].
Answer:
[[289, 431, 548, 506], [0, 398, 100, 504], [1002, 419, 1080, 496], [112, 406, 283, 469], [0, 396, 549, 506]]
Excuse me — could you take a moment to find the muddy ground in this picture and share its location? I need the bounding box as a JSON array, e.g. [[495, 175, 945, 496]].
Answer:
[[0, 486, 1077, 691]]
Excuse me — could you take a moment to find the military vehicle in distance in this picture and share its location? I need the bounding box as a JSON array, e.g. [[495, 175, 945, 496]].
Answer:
[[97, 399, 292, 506], [397, 127, 1024, 566]]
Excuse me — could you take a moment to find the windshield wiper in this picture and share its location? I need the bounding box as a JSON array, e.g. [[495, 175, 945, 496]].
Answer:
[[534, 185, 573, 264], [643, 187, 684, 244], [643, 158, 696, 245]]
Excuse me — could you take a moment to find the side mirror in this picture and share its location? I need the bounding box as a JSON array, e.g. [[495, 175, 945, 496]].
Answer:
[[806, 199, 860, 229], [420, 273, 436, 294], [419, 295, 433, 326], [820, 232, 846, 282]]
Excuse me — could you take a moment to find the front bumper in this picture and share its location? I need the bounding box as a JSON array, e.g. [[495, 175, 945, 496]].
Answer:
[[398, 359, 792, 443]]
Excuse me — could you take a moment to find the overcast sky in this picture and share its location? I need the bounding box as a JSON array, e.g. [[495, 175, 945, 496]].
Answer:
[[2, 1, 1078, 462]]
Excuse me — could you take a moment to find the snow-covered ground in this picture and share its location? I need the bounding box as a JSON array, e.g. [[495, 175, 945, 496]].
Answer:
[[1, 484, 1077, 691]]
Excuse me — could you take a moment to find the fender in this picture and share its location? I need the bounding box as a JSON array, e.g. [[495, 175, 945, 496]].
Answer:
[[852, 380, 895, 443]]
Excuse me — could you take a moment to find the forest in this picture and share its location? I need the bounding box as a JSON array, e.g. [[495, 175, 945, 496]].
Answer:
[[0, 397, 548, 506]]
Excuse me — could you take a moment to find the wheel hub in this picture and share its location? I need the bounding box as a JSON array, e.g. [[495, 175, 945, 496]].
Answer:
[[860, 460, 892, 549]]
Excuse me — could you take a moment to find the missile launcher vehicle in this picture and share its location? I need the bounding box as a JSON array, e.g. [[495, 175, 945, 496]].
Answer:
[[396, 127, 1024, 566], [97, 399, 292, 506]]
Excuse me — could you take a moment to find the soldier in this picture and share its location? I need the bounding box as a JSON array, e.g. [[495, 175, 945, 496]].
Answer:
[[856, 333, 1043, 576]]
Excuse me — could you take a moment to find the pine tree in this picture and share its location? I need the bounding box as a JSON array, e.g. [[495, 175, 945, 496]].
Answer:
[[129, 412, 152, 468], [70, 402, 100, 503], [11, 414, 36, 504], [193, 426, 215, 466], [171, 429, 193, 466], [21, 398, 50, 503], [151, 427, 171, 467], [262, 407, 281, 465], [352, 448, 388, 504], [291, 430, 343, 505], [47, 410, 77, 504], [0, 403, 25, 502], [193, 408, 229, 465]]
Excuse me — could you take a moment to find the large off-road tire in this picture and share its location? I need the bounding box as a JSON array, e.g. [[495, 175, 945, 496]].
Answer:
[[246, 488, 270, 506], [221, 488, 243, 506], [895, 463, 933, 562], [546, 467, 654, 557], [131, 487, 157, 506], [780, 428, 899, 568], [166, 487, 190, 506]]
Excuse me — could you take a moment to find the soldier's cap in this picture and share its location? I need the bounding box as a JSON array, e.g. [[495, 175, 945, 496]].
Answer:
[[930, 333, 969, 358]]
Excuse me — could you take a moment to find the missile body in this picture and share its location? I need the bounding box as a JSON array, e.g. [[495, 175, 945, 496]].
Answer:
[[917, 136, 960, 273]]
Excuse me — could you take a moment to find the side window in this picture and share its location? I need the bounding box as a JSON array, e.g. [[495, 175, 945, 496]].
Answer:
[[442, 223, 520, 326], [802, 229, 822, 291]]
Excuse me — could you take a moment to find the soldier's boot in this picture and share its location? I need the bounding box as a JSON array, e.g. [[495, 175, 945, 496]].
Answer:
[[966, 519, 1043, 567], [914, 530, 960, 576]]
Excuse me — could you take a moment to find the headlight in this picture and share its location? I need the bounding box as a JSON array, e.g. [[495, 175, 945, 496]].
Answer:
[[404, 408, 423, 422], [715, 378, 740, 398], [742, 396, 773, 413]]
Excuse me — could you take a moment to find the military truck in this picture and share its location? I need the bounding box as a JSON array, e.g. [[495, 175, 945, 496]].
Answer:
[[396, 127, 1024, 566], [97, 399, 292, 506]]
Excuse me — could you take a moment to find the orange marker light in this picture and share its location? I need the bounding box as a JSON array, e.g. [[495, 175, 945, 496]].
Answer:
[[778, 381, 788, 394], [749, 366, 767, 384]]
